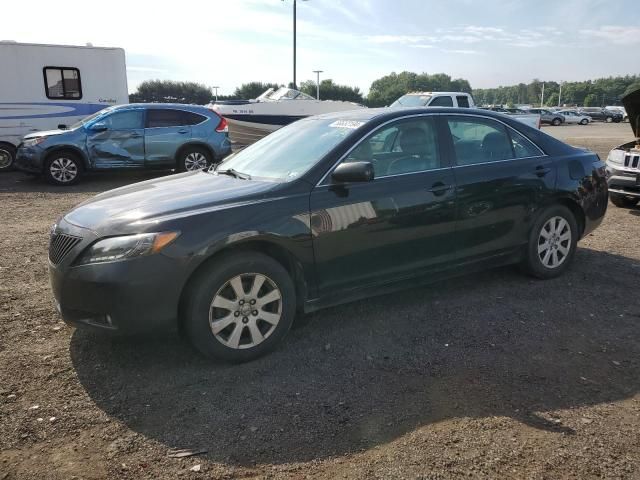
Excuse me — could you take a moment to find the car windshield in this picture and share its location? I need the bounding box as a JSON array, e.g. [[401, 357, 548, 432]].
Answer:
[[214, 117, 364, 181], [69, 107, 115, 129], [391, 94, 432, 107]]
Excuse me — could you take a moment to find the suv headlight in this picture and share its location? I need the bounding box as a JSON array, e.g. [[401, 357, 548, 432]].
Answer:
[[23, 137, 47, 147], [606, 149, 624, 165], [76, 231, 179, 265]]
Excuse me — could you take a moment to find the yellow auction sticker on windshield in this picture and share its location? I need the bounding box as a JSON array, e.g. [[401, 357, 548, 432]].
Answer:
[[328, 120, 365, 129]]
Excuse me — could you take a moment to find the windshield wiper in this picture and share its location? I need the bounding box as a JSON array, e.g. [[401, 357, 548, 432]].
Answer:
[[215, 168, 251, 180]]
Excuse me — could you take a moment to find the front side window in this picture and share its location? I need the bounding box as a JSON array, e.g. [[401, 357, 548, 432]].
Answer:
[[100, 110, 144, 130], [44, 67, 82, 99], [429, 96, 454, 107], [343, 117, 440, 177], [447, 117, 514, 165]]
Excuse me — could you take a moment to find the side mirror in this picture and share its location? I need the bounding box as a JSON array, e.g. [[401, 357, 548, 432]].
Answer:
[[89, 122, 108, 132], [332, 161, 374, 183]]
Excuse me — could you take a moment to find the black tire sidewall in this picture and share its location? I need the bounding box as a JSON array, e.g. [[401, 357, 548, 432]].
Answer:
[[524, 205, 578, 279], [580, 119, 588, 125], [552, 118, 561, 126], [0, 144, 16, 171], [184, 252, 296, 362], [44, 152, 82, 186], [610, 194, 639, 208], [179, 147, 212, 172]]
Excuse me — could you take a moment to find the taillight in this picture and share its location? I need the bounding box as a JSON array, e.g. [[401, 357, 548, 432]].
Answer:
[[215, 116, 228, 133]]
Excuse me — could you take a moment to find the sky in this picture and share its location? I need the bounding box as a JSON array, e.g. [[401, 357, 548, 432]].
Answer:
[[3, 0, 639, 95]]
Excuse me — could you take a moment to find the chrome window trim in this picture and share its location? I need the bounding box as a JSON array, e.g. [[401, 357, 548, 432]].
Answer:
[[316, 111, 547, 187]]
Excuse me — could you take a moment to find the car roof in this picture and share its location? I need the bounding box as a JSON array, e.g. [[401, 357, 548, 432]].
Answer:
[[116, 103, 212, 113]]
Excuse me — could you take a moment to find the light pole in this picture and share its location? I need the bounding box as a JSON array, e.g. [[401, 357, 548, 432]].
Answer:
[[540, 82, 545, 107], [312, 70, 323, 99], [558, 82, 563, 107], [212, 86, 219, 102], [283, 0, 308, 90]]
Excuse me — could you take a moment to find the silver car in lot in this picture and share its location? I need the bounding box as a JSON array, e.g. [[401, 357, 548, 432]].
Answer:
[[558, 110, 591, 125]]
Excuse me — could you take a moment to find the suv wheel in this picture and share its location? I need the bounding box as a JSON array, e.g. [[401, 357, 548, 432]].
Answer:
[[0, 143, 16, 171], [522, 205, 578, 279], [610, 194, 639, 209], [552, 117, 562, 126], [184, 252, 296, 362], [605, 116, 613, 123], [45, 152, 82, 186], [179, 147, 212, 172]]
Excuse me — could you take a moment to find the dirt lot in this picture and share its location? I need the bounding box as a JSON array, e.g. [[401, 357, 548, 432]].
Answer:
[[1, 122, 639, 479]]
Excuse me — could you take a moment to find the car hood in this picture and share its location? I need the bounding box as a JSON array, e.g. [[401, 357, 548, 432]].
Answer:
[[64, 171, 280, 233], [23, 129, 69, 140], [622, 86, 640, 138]]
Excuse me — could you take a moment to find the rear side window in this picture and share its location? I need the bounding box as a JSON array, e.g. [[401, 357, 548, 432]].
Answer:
[[456, 96, 470, 108], [429, 96, 454, 107], [447, 116, 514, 165], [510, 129, 543, 158], [101, 110, 144, 130], [43, 67, 82, 99], [146, 109, 203, 128]]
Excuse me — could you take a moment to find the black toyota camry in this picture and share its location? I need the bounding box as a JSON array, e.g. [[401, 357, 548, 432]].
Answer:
[[49, 107, 608, 362]]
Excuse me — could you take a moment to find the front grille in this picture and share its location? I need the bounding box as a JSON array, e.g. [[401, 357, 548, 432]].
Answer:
[[49, 233, 82, 264], [624, 153, 640, 170]]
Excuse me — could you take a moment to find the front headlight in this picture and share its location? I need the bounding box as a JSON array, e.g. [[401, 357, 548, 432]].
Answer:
[[23, 137, 47, 147], [76, 231, 179, 265], [606, 149, 625, 165]]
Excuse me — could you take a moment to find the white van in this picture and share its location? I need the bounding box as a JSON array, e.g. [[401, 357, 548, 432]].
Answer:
[[0, 41, 128, 170]]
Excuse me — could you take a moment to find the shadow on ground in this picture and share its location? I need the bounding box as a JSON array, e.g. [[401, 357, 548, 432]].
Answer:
[[70, 248, 640, 465]]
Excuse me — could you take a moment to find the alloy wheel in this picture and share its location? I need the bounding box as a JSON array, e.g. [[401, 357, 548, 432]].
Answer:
[[49, 157, 78, 183], [0, 149, 12, 169], [209, 273, 282, 349], [537, 216, 572, 269], [184, 152, 208, 171]]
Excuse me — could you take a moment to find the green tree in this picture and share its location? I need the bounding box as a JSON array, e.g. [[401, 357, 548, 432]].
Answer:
[[129, 80, 213, 104], [233, 82, 281, 100], [299, 79, 364, 103], [583, 94, 598, 107], [546, 93, 559, 107]]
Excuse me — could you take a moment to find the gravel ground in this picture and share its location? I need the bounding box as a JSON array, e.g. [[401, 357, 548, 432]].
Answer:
[[1, 122, 639, 479]]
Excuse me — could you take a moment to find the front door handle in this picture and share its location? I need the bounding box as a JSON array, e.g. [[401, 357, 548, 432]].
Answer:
[[535, 165, 552, 177], [428, 182, 452, 196], [178, 129, 189, 134], [129, 132, 142, 138]]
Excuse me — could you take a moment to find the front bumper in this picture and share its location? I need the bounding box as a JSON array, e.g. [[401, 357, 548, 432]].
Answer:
[[606, 164, 640, 198], [14, 145, 45, 173], [49, 220, 184, 333]]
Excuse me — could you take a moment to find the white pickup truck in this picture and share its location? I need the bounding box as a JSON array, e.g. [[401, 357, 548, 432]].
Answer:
[[391, 92, 541, 129]]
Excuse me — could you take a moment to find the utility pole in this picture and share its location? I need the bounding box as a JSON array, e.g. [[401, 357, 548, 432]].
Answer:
[[558, 82, 562, 107], [541, 82, 545, 107], [312, 70, 323, 99], [212, 86, 219, 102]]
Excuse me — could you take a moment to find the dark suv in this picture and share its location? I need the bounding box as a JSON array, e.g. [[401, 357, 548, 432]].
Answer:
[[15, 104, 231, 185], [579, 107, 623, 123]]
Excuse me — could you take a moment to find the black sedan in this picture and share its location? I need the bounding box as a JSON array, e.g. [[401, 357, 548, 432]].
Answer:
[[49, 107, 608, 362]]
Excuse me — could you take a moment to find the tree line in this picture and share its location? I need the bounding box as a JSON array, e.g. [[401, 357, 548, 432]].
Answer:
[[129, 74, 640, 108]]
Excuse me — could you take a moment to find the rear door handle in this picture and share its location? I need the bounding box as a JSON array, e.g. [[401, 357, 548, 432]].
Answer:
[[428, 182, 452, 196], [178, 129, 189, 134], [535, 165, 552, 177], [130, 132, 142, 138]]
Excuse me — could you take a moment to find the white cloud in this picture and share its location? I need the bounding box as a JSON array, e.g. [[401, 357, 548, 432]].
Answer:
[[580, 25, 640, 45]]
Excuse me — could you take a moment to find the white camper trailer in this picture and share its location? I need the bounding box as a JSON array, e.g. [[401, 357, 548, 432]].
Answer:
[[0, 41, 128, 170]]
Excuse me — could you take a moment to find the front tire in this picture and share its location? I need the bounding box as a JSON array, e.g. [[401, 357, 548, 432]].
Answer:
[[605, 116, 613, 123], [522, 205, 578, 279], [552, 118, 562, 126], [178, 147, 212, 172], [580, 119, 588, 125], [184, 252, 296, 362], [44, 152, 82, 186], [610, 194, 639, 209], [0, 143, 16, 171]]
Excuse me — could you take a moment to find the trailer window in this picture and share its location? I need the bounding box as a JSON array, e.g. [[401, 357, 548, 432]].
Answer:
[[43, 67, 82, 100]]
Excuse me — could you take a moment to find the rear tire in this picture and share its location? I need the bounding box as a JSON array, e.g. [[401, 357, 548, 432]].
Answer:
[[551, 118, 562, 126], [0, 143, 16, 171], [44, 152, 82, 186], [610, 194, 639, 209], [178, 147, 212, 172], [605, 116, 613, 123], [522, 205, 578, 279], [184, 252, 296, 362]]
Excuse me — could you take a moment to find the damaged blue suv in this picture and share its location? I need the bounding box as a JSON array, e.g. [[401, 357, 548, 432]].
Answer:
[[14, 104, 231, 185]]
